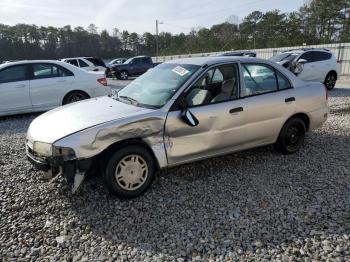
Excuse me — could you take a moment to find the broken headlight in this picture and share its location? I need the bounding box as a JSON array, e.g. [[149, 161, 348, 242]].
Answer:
[[53, 146, 76, 161], [33, 142, 52, 157]]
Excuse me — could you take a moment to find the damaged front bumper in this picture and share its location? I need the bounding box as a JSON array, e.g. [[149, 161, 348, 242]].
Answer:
[[26, 143, 92, 193]]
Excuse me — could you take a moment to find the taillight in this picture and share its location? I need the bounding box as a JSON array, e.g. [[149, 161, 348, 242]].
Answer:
[[97, 77, 108, 86], [337, 59, 341, 64]]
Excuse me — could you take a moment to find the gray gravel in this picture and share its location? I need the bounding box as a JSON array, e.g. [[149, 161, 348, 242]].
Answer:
[[0, 85, 350, 261]]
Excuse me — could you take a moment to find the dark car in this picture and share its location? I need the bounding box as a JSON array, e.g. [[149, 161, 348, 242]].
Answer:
[[218, 51, 257, 57], [110, 56, 160, 80]]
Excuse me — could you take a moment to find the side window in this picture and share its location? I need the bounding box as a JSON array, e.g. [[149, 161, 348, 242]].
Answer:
[[143, 57, 152, 64], [134, 58, 142, 64], [85, 58, 105, 67], [314, 51, 332, 62], [242, 64, 278, 96], [78, 59, 89, 67], [185, 64, 239, 106], [33, 64, 73, 79], [67, 59, 79, 67], [0, 65, 28, 83], [212, 69, 223, 83], [58, 66, 74, 77], [276, 71, 292, 90], [299, 52, 314, 63]]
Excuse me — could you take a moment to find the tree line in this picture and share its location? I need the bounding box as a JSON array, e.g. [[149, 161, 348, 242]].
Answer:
[[0, 0, 349, 61]]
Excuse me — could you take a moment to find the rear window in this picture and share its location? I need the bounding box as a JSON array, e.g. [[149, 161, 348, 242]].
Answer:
[[66, 59, 79, 67], [78, 59, 89, 67], [85, 58, 106, 67]]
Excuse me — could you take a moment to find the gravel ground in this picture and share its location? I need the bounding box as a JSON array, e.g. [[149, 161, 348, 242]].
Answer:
[[0, 85, 349, 261]]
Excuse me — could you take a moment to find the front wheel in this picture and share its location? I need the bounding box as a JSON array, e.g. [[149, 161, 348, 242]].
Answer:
[[118, 70, 129, 80], [324, 72, 337, 90], [104, 145, 156, 198], [275, 118, 306, 155]]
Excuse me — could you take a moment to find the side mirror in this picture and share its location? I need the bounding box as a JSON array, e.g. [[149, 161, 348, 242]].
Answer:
[[292, 59, 306, 75], [178, 97, 199, 127], [181, 109, 199, 127]]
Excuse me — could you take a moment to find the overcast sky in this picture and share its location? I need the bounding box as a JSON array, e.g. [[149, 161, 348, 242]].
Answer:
[[0, 0, 305, 34]]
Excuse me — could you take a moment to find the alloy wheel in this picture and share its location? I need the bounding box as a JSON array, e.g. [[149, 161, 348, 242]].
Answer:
[[120, 71, 128, 80], [325, 74, 336, 90]]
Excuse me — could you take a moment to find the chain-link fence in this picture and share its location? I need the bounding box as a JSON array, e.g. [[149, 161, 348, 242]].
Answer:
[[153, 43, 350, 76]]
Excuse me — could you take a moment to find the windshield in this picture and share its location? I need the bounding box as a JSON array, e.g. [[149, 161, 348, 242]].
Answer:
[[270, 53, 298, 62], [124, 58, 133, 64], [117, 63, 200, 108]]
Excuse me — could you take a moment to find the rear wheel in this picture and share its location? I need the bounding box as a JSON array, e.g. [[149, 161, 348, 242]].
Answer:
[[324, 72, 337, 90], [275, 118, 306, 155], [104, 145, 155, 198], [63, 91, 89, 105]]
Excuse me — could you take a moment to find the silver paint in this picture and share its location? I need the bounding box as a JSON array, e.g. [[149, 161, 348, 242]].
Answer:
[[26, 56, 328, 171]]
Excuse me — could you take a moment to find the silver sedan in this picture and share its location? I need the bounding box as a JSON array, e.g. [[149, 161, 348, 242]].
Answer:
[[26, 57, 328, 198]]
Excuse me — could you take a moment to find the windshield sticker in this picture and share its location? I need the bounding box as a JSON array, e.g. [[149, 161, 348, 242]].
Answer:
[[172, 66, 189, 76]]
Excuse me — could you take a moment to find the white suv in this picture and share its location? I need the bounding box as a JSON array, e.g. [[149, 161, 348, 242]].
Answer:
[[61, 57, 106, 73], [270, 48, 340, 90]]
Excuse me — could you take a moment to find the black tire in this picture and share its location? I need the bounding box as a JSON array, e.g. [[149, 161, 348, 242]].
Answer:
[[104, 145, 156, 198], [63, 91, 89, 105], [324, 72, 337, 90], [118, 70, 129, 80], [275, 118, 306, 155]]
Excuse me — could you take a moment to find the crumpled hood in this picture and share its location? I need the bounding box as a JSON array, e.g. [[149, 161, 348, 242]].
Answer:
[[27, 96, 151, 144]]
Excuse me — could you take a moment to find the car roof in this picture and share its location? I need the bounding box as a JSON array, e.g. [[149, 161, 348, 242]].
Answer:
[[0, 60, 66, 68], [164, 56, 269, 66], [283, 48, 331, 54], [61, 57, 94, 60]]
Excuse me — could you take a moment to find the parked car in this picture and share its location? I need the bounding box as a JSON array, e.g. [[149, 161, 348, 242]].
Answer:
[[110, 56, 160, 80], [26, 56, 328, 198], [0, 60, 111, 117], [217, 51, 257, 57], [105, 58, 127, 77], [270, 48, 340, 90], [61, 57, 107, 73]]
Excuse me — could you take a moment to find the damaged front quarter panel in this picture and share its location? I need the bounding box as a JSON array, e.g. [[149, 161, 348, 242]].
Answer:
[[53, 110, 169, 168]]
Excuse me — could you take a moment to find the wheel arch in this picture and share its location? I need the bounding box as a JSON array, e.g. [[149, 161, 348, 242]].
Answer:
[[98, 138, 161, 171], [62, 90, 90, 105], [326, 70, 337, 79], [283, 112, 310, 132]]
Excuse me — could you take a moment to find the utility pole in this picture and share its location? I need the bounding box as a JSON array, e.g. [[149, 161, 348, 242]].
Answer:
[[156, 19, 163, 61]]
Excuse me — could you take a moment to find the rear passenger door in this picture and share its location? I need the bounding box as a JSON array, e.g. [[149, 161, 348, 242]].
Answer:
[[0, 64, 32, 113], [29, 63, 74, 109], [240, 63, 295, 146]]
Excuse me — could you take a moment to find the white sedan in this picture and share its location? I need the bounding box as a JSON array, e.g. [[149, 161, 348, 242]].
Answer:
[[0, 60, 111, 117]]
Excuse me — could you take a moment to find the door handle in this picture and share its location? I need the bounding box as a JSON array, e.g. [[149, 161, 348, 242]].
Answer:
[[57, 79, 66, 82], [285, 97, 295, 103], [15, 84, 26, 88], [229, 107, 243, 114]]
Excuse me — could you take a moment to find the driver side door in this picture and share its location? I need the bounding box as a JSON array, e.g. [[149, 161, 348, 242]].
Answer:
[[164, 63, 247, 165]]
